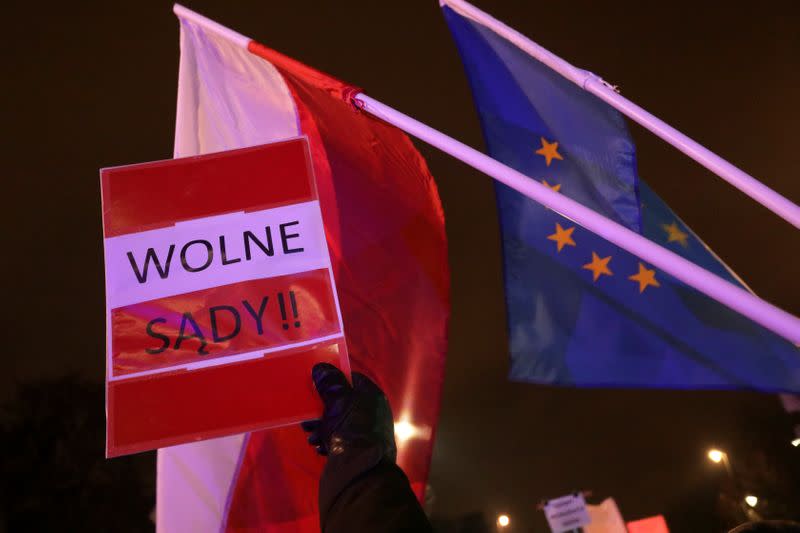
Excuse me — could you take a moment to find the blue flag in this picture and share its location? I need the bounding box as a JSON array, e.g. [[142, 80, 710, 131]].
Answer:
[[442, 4, 799, 392]]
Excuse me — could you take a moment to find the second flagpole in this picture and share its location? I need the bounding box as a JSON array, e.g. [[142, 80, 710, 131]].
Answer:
[[440, 0, 800, 230], [353, 93, 800, 345]]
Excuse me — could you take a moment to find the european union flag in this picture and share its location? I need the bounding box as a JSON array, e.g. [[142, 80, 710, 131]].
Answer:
[[443, 4, 800, 392]]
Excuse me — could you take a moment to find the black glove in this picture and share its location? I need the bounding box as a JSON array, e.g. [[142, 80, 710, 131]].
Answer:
[[301, 362, 396, 462], [302, 363, 432, 533]]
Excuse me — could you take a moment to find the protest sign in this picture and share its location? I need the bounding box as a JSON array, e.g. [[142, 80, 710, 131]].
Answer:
[[543, 493, 591, 533], [627, 515, 670, 533], [585, 498, 627, 533], [101, 137, 348, 457]]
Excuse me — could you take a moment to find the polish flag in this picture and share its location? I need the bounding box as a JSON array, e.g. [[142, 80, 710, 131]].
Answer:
[[157, 5, 449, 532]]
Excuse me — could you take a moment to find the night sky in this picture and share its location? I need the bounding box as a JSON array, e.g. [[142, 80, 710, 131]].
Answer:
[[4, 0, 799, 531]]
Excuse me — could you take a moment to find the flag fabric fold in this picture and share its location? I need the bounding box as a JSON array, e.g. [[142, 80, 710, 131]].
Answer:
[[158, 8, 449, 532], [442, 2, 799, 392]]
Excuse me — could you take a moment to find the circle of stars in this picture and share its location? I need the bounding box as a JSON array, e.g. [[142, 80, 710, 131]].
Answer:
[[539, 136, 662, 293]]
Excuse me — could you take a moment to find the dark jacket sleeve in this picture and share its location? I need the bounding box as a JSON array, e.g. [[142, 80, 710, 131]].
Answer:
[[319, 455, 432, 533]]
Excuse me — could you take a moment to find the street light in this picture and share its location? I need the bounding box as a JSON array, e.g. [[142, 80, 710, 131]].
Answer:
[[708, 449, 724, 463], [707, 448, 735, 480], [497, 514, 510, 528], [791, 438, 800, 447], [707, 449, 755, 521]]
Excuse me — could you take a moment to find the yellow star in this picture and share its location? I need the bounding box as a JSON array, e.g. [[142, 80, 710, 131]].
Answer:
[[541, 179, 561, 192], [661, 221, 689, 247], [628, 262, 660, 293], [535, 137, 564, 166], [547, 223, 576, 252], [582, 252, 613, 282]]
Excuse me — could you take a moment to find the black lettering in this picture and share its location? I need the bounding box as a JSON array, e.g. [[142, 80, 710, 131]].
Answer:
[[219, 235, 241, 266], [210, 305, 241, 343], [145, 318, 170, 354], [180, 239, 214, 273], [242, 296, 268, 335], [289, 290, 300, 328], [244, 228, 274, 260], [277, 292, 288, 330], [127, 245, 175, 284], [279, 221, 304, 254], [174, 312, 209, 355]]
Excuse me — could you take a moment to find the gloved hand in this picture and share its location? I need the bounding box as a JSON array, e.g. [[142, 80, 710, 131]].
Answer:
[[302, 363, 432, 533], [301, 362, 396, 463]]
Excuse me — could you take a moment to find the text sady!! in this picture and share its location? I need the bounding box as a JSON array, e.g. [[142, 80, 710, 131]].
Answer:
[[126, 220, 305, 356]]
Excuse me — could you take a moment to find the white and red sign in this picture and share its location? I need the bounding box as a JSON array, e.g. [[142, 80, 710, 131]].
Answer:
[[101, 137, 348, 457]]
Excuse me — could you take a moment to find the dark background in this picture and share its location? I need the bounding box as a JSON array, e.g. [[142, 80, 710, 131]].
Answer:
[[2, 1, 799, 531]]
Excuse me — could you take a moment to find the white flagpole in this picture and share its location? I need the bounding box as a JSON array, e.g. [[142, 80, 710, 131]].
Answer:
[[353, 93, 800, 344], [440, 0, 800, 230]]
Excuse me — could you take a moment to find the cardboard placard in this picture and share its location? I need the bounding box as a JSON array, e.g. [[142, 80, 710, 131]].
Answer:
[[101, 137, 348, 457], [544, 493, 591, 533]]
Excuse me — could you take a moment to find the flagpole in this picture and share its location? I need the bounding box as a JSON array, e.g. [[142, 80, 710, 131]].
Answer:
[[440, 0, 800, 230], [353, 93, 800, 344]]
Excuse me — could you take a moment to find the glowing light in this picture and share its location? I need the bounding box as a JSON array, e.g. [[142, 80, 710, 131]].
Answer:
[[394, 419, 417, 443], [497, 514, 510, 528], [745, 495, 758, 508], [792, 438, 800, 447], [707, 449, 724, 463]]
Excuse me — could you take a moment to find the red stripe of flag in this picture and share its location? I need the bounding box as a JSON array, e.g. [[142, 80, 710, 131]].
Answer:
[[221, 41, 450, 531]]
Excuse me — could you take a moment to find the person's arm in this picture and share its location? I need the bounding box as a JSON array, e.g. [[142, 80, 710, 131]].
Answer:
[[301, 363, 432, 533], [321, 456, 431, 533]]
